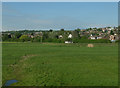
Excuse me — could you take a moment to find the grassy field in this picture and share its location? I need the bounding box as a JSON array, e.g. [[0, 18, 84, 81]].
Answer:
[[2, 43, 118, 86]]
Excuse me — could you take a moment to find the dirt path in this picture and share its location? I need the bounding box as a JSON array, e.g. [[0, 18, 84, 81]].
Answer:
[[9, 54, 38, 68]]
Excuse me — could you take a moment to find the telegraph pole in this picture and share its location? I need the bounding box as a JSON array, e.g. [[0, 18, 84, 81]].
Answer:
[[41, 36, 42, 43]]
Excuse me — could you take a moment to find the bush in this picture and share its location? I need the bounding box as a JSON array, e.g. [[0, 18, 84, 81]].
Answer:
[[19, 35, 30, 42]]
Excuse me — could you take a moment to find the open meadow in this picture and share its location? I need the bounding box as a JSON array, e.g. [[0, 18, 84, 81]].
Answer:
[[2, 43, 118, 86]]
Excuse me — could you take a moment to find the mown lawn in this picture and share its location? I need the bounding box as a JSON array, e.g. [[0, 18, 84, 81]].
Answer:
[[2, 43, 118, 86]]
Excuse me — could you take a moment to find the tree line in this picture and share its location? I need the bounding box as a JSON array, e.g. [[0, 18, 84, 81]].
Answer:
[[2, 29, 115, 43]]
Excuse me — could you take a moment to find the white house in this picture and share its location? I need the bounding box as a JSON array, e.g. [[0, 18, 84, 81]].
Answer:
[[90, 34, 93, 36], [114, 34, 117, 36], [30, 35, 34, 38], [97, 37, 102, 39], [109, 35, 115, 42], [59, 35, 63, 38], [108, 27, 114, 30], [65, 41, 73, 44], [90, 36, 96, 40], [68, 34, 72, 38]]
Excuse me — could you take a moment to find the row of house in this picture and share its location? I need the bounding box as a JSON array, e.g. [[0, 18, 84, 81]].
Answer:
[[59, 34, 72, 39], [2, 27, 119, 43]]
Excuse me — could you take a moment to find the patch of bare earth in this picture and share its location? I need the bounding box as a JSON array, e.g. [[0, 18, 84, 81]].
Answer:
[[9, 54, 38, 68], [20, 54, 38, 62]]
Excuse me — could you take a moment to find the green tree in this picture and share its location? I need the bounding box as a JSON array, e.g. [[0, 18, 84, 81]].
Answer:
[[110, 30, 114, 35], [33, 37, 41, 42], [49, 29, 53, 32], [15, 32, 22, 38], [2, 34, 11, 41], [19, 35, 30, 42], [60, 29, 64, 31], [75, 28, 81, 33]]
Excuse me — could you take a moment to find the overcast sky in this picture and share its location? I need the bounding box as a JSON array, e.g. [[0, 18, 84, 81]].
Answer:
[[2, 2, 118, 31]]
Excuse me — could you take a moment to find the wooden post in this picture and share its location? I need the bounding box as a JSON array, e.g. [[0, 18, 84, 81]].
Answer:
[[41, 36, 42, 43]]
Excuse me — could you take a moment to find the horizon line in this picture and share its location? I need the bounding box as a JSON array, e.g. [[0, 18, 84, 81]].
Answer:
[[2, 26, 118, 32]]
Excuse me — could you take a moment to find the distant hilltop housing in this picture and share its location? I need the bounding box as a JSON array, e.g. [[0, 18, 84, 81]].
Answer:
[[2, 26, 119, 43]]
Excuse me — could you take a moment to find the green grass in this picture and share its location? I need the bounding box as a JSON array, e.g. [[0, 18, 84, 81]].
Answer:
[[2, 43, 118, 86]]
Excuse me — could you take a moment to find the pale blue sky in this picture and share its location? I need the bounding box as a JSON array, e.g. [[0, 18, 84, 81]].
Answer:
[[2, 2, 118, 30], [2, 0, 120, 2]]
